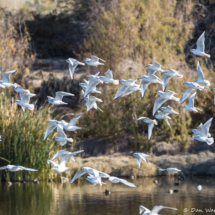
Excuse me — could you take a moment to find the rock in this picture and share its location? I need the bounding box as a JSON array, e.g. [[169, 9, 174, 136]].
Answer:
[[105, 190, 111, 195], [21, 180, 25, 184], [48, 178, 53, 182], [168, 189, 173, 194], [60, 177, 69, 183], [174, 182, 179, 186], [130, 175, 134, 180], [7, 181, 12, 186], [153, 179, 158, 184], [173, 189, 179, 193]]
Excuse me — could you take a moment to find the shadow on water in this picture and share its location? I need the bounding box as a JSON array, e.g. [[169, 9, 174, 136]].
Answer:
[[0, 176, 215, 215]]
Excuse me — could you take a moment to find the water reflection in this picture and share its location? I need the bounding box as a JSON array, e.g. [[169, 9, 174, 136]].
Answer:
[[0, 176, 215, 215]]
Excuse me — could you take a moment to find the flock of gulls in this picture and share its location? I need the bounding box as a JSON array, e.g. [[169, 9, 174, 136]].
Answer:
[[0, 31, 214, 214]]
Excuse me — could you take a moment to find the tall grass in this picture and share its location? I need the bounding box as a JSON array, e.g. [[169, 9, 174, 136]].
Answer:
[[0, 89, 56, 180]]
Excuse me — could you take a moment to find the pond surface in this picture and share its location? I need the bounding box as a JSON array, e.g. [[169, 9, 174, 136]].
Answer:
[[0, 176, 215, 215]]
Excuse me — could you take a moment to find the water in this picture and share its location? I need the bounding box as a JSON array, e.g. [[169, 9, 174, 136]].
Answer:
[[0, 176, 215, 215]]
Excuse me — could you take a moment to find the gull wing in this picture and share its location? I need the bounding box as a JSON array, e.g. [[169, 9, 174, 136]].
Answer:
[[59, 154, 71, 168], [104, 69, 113, 79], [196, 61, 204, 81], [148, 68, 156, 76], [153, 97, 168, 116], [51, 151, 70, 160], [113, 85, 130, 100], [68, 114, 84, 126], [67, 58, 79, 79], [47, 159, 58, 166], [165, 90, 177, 96], [2, 70, 16, 83], [151, 206, 177, 214], [154, 62, 162, 67], [188, 92, 196, 108], [55, 91, 74, 101], [162, 74, 173, 91], [197, 123, 203, 129], [196, 31, 205, 52], [87, 100, 96, 111], [181, 87, 196, 104], [0, 166, 7, 170], [20, 93, 36, 104], [139, 206, 151, 215], [201, 118, 213, 137], [44, 123, 57, 140], [135, 156, 142, 167], [16, 166, 38, 172], [137, 117, 148, 121], [140, 80, 150, 97], [72, 150, 84, 156], [148, 122, 155, 140], [71, 169, 86, 183], [139, 154, 148, 163], [57, 126, 67, 138], [91, 56, 99, 63], [98, 171, 110, 178], [84, 79, 100, 97], [118, 178, 138, 187]]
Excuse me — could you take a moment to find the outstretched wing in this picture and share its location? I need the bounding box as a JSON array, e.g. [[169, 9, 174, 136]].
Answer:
[[188, 92, 196, 108], [148, 122, 155, 140], [57, 126, 67, 138], [135, 157, 142, 167], [196, 61, 204, 81], [91, 56, 99, 63], [139, 206, 151, 215], [153, 97, 168, 116], [68, 114, 84, 126], [44, 123, 57, 140], [104, 69, 113, 79], [118, 178, 138, 187], [181, 87, 196, 104], [140, 80, 150, 97], [71, 169, 86, 183], [2, 70, 16, 83], [196, 31, 205, 52], [87, 100, 96, 111], [162, 74, 173, 91], [51, 151, 70, 160], [201, 118, 213, 137], [55, 91, 74, 101], [148, 68, 156, 76], [84, 79, 100, 97], [17, 166, 38, 172], [151, 206, 177, 214], [0, 166, 7, 170], [113, 85, 130, 100]]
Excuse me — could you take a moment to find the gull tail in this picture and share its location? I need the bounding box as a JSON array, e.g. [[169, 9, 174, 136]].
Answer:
[[67, 138, 73, 143], [28, 104, 35, 111], [113, 80, 119, 85], [205, 53, 210, 58], [196, 108, 202, 112], [207, 137, 214, 145], [173, 97, 180, 102]]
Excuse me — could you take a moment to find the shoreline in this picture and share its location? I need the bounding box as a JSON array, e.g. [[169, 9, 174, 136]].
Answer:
[[2, 150, 215, 182]]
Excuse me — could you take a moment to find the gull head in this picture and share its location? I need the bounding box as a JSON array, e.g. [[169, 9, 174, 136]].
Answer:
[[156, 91, 164, 96], [212, 88, 215, 92], [120, 79, 126, 84]]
